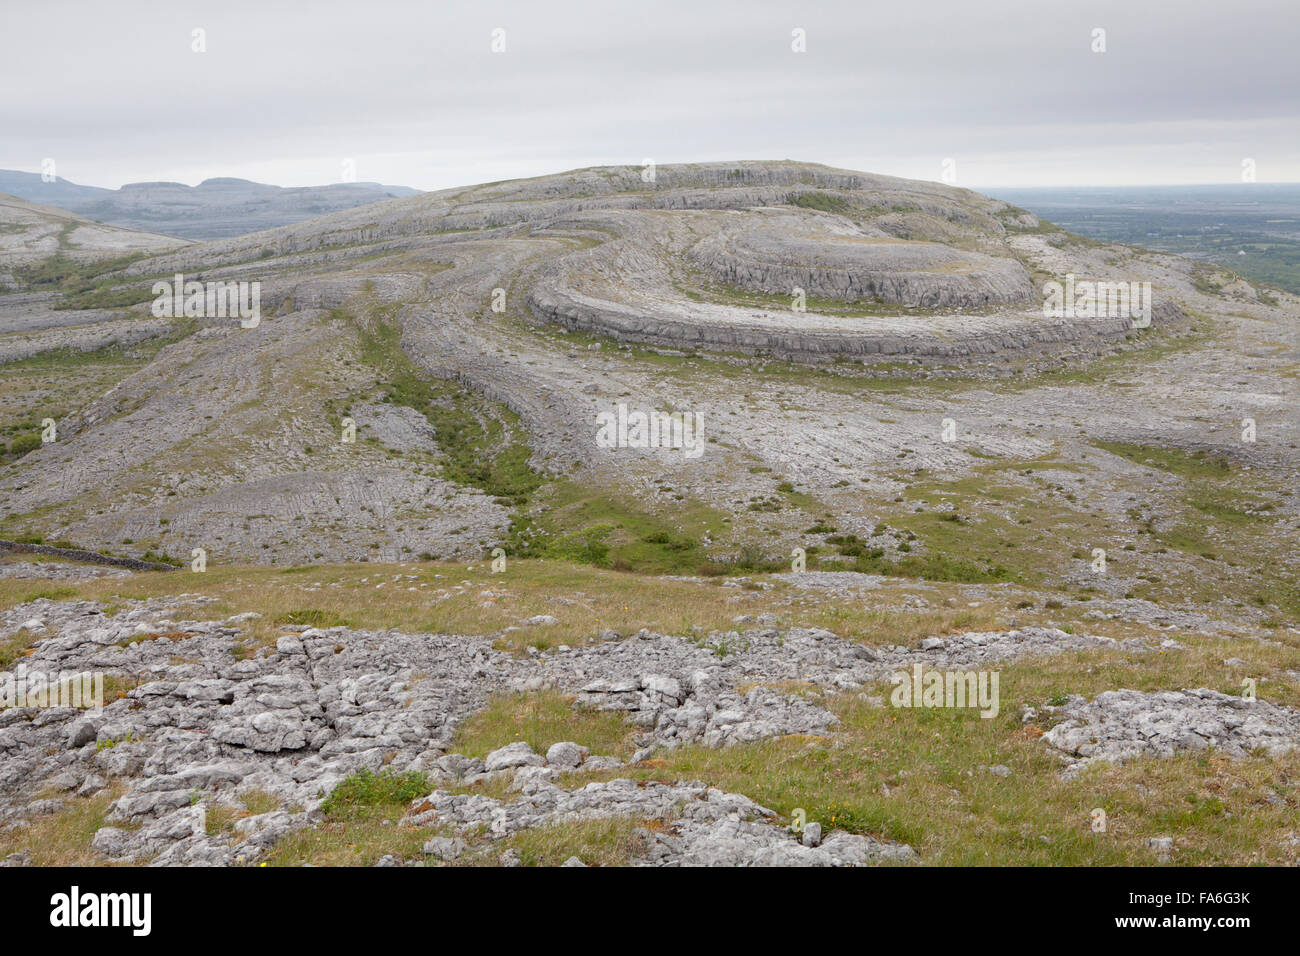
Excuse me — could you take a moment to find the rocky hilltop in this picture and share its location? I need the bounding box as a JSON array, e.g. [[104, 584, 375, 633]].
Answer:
[[0, 193, 186, 268], [0, 161, 1280, 571]]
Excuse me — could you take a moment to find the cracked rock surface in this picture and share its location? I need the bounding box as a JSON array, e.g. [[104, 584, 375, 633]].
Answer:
[[3, 590, 1298, 865], [405, 776, 916, 867], [0, 594, 1120, 866], [496, 624, 1119, 760], [1042, 688, 1300, 777]]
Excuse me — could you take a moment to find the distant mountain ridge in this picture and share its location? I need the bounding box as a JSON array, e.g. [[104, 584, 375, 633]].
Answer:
[[0, 170, 422, 240]]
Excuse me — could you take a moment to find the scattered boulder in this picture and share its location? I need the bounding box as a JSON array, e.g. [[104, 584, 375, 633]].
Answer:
[[422, 837, 466, 861], [545, 741, 585, 769], [484, 742, 545, 772], [801, 822, 823, 848]]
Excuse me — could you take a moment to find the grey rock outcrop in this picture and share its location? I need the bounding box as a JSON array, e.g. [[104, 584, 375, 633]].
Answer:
[[0, 590, 1132, 866], [1043, 688, 1300, 777]]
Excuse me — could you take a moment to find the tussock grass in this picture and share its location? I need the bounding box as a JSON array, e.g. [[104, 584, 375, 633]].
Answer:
[[0, 557, 1083, 662], [3, 555, 1288, 657], [567, 643, 1300, 865], [453, 690, 638, 760], [204, 788, 284, 836], [0, 786, 127, 866], [0, 621, 46, 668], [486, 818, 647, 867], [265, 769, 431, 867], [264, 807, 431, 867]]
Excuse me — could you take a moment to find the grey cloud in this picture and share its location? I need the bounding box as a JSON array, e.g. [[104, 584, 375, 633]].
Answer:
[[2, 0, 1296, 189]]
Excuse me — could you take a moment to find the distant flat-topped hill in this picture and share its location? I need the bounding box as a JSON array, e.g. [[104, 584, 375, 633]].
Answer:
[[0, 170, 421, 240]]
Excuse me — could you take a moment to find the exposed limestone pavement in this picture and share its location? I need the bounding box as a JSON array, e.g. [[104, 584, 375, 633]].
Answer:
[[0, 560, 129, 580], [1043, 688, 1300, 778], [0, 193, 186, 267], [540, 624, 1120, 755], [0, 592, 1199, 867], [405, 777, 917, 867]]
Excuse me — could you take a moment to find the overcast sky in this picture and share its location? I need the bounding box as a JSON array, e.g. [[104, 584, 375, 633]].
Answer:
[[3, 0, 1297, 191]]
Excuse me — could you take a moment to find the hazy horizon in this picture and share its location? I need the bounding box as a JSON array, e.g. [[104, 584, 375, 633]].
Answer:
[[5, 164, 1300, 195]]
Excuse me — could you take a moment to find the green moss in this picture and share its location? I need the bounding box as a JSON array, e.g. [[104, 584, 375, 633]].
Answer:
[[350, 308, 544, 507]]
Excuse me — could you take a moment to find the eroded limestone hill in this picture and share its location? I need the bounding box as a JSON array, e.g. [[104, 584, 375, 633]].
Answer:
[[0, 193, 187, 268], [0, 162, 1293, 603]]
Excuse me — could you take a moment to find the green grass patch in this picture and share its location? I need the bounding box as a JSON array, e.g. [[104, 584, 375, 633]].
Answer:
[[10, 250, 163, 310], [1093, 440, 1234, 481], [453, 690, 638, 760], [787, 190, 856, 215], [350, 308, 544, 506], [319, 768, 429, 816], [274, 608, 355, 629], [507, 479, 728, 574], [499, 818, 644, 867]]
